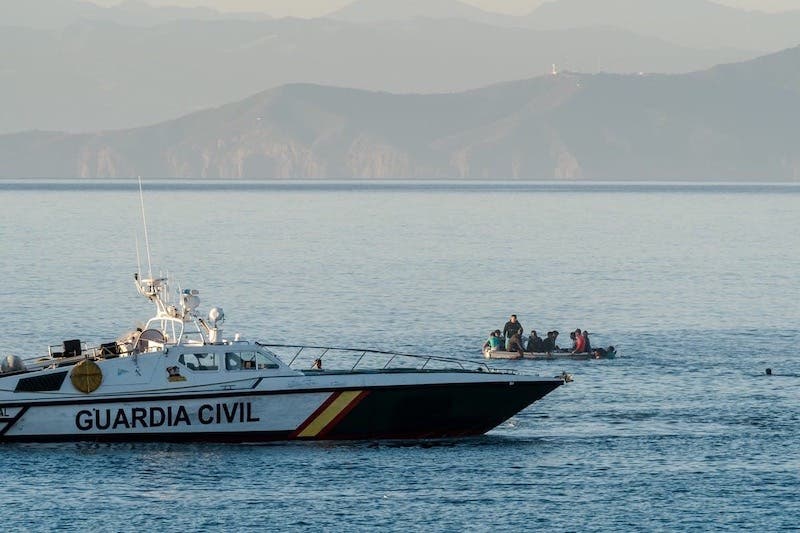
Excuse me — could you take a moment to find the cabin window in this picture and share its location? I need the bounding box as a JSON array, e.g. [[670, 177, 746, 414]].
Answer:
[[225, 351, 279, 371], [178, 352, 219, 371]]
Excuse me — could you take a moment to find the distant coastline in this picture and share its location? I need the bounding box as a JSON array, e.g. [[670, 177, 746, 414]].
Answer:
[[2, 179, 799, 193]]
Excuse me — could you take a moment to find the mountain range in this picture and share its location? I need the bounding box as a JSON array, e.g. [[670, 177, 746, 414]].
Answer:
[[4, 0, 800, 135], [0, 18, 759, 134], [328, 0, 521, 26], [525, 0, 800, 51], [329, 0, 800, 51], [2, 46, 798, 180], [6, 0, 800, 51], [0, 0, 270, 29]]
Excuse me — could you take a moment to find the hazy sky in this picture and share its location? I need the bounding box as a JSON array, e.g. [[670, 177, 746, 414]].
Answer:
[[88, 0, 800, 17]]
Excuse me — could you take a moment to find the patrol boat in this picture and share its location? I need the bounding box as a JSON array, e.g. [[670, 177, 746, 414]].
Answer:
[[0, 273, 566, 443]]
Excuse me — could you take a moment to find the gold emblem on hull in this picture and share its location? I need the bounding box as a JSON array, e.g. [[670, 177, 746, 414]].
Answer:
[[70, 360, 103, 393]]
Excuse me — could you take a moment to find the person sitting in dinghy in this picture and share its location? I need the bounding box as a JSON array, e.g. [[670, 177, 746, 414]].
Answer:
[[572, 328, 586, 354], [527, 330, 543, 353], [541, 331, 560, 353], [582, 330, 592, 354], [507, 332, 525, 357], [592, 346, 615, 359], [483, 330, 503, 352]]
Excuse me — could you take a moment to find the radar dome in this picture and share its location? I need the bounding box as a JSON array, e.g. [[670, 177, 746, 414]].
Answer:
[[181, 293, 200, 312], [1, 355, 26, 373], [209, 307, 225, 324]]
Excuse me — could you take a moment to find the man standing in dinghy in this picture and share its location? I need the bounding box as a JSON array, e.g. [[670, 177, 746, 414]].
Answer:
[[503, 314, 525, 357]]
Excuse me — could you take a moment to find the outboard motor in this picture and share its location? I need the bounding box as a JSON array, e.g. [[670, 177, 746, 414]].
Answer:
[[1, 355, 26, 374]]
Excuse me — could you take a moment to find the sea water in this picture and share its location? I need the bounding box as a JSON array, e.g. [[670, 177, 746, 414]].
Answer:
[[0, 181, 798, 531]]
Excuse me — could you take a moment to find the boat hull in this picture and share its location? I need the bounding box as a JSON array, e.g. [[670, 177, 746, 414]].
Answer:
[[483, 349, 615, 360], [0, 377, 562, 443]]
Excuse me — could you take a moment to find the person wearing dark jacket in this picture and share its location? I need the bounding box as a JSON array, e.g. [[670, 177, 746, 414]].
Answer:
[[541, 331, 554, 353], [502, 315, 523, 350], [527, 330, 543, 353]]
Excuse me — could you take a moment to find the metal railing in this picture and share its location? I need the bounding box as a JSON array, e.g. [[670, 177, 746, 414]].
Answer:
[[19, 341, 130, 373], [256, 343, 502, 373]]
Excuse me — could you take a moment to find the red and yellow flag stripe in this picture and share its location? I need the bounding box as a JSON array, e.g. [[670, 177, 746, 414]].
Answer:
[[293, 390, 369, 439]]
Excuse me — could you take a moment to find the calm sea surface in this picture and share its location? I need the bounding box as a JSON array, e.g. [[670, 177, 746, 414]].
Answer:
[[1, 181, 798, 531]]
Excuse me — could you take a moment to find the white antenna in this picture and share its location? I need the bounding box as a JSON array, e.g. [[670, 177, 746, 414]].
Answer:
[[135, 231, 142, 278], [137, 176, 153, 278]]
